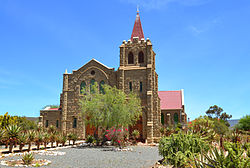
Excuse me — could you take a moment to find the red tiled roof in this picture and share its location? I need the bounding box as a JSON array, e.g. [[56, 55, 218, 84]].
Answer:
[[131, 11, 144, 40], [158, 91, 183, 110], [48, 108, 59, 111]]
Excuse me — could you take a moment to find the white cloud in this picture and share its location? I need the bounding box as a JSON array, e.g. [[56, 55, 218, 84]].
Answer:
[[188, 17, 221, 35], [188, 25, 204, 35]]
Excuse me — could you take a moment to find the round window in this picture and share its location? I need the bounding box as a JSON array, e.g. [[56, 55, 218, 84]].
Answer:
[[91, 70, 95, 75]]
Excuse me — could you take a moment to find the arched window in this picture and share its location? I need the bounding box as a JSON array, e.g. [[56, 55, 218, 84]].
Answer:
[[73, 118, 77, 128], [99, 80, 105, 94], [90, 79, 95, 93], [138, 51, 144, 63], [140, 82, 142, 92], [80, 81, 86, 94], [128, 52, 134, 64], [161, 113, 164, 125], [174, 113, 179, 124], [129, 82, 132, 91]]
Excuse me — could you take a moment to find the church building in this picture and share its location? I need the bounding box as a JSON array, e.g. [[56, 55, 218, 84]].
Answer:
[[40, 10, 187, 143]]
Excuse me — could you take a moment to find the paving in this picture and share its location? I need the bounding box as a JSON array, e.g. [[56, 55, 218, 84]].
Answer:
[[0, 145, 161, 168]]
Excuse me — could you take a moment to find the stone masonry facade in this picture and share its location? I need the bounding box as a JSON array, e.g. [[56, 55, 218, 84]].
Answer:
[[40, 11, 186, 143]]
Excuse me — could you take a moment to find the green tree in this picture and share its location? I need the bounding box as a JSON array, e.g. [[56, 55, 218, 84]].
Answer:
[[206, 105, 232, 126], [6, 125, 21, 153], [42, 104, 59, 109], [0, 112, 37, 131], [27, 130, 36, 152], [235, 115, 250, 131], [80, 83, 142, 137]]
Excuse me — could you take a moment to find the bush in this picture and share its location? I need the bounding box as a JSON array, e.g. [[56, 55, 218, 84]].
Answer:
[[235, 115, 250, 131], [131, 130, 140, 140], [86, 135, 95, 144], [22, 152, 34, 165], [194, 142, 249, 168], [104, 128, 129, 147], [159, 132, 209, 168]]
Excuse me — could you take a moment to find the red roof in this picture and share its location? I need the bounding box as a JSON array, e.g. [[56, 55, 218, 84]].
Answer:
[[49, 108, 59, 111], [158, 91, 183, 110], [131, 11, 144, 40]]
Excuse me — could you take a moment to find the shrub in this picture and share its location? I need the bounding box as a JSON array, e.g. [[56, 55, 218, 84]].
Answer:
[[60, 135, 67, 146], [71, 133, 78, 145], [194, 142, 249, 168], [22, 152, 34, 165], [159, 132, 209, 168], [104, 128, 129, 147], [235, 115, 250, 131], [131, 130, 140, 140], [86, 135, 95, 144], [159, 127, 166, 135], [68, 133, 78, 145], [190, 116, 217, 142]]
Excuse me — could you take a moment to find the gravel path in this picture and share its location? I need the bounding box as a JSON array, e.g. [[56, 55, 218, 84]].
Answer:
[[1, 146, 162, 168]]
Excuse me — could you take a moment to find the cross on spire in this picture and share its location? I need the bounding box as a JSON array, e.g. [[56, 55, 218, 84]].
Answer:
[[131, 8, 144, 40]]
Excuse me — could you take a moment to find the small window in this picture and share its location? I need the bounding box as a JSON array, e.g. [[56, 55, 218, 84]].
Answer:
[[90, 79, 95, 93], [140, 82, 142, 92], [73, 118, 77, 128], [80, 81, 86, 94], [128, 52, 134, 64], [138, 51, 144, 63], [161, 113, 164, 125], [56, 120, 59, 128], [45, 120, 48, 128], [99, 80, 105, 94], [129, 82, 132, 91], [174, 113, 179, 124]]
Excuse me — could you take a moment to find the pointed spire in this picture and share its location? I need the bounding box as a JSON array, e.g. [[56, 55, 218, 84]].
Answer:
[[65, 69, 68, 74], [131, 8, 144, 40]]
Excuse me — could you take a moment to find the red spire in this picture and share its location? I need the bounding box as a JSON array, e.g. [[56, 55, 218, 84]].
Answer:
[[131, 10, 144, 40]]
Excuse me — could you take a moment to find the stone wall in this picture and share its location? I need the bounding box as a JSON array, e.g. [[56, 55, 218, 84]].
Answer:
[[40, 110, 61, 130], [60, 59, 117, 139], [41, 38, 163, 143]]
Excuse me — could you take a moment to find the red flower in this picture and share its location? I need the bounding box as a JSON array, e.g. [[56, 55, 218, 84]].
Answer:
[[106, 130, 109, 132], [117, 140, 121, 144], [113, 129, 116, 132], [125, 128, 128, 131], [118, 129, 121, 132]]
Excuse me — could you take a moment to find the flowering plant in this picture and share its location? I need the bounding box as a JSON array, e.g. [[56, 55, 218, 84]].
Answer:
[[104, 127, 129, 147]]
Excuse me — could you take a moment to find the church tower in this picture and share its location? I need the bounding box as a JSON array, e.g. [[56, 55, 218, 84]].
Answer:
[[117, 10, 161, 143]]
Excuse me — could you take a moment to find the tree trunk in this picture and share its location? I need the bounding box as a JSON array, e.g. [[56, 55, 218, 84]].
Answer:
[[19, 144, 24, 152], [37, 143, 40, 150], [220, 136, 224, 149], [56, 142, 59, 147], [9, 142, 13, 153], [28, 142, 31, 152], [51, 142, 53, 148], [44, 142, 47, 148]]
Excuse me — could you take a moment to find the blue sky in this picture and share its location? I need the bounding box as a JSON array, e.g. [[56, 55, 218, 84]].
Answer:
[[0, 0, 249, 120]]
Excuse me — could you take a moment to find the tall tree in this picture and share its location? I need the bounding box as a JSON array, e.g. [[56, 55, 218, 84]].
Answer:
[[80, 83, 142, 135], [205, 105, 232, 126], [235, 115, 250, 131]]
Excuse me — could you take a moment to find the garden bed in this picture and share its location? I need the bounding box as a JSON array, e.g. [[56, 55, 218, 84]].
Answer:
[[1, 159, 51, 167]]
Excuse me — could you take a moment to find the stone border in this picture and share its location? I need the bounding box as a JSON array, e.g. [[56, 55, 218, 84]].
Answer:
[[1, 146, 71, 158], [1, 159, 51, 167]]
